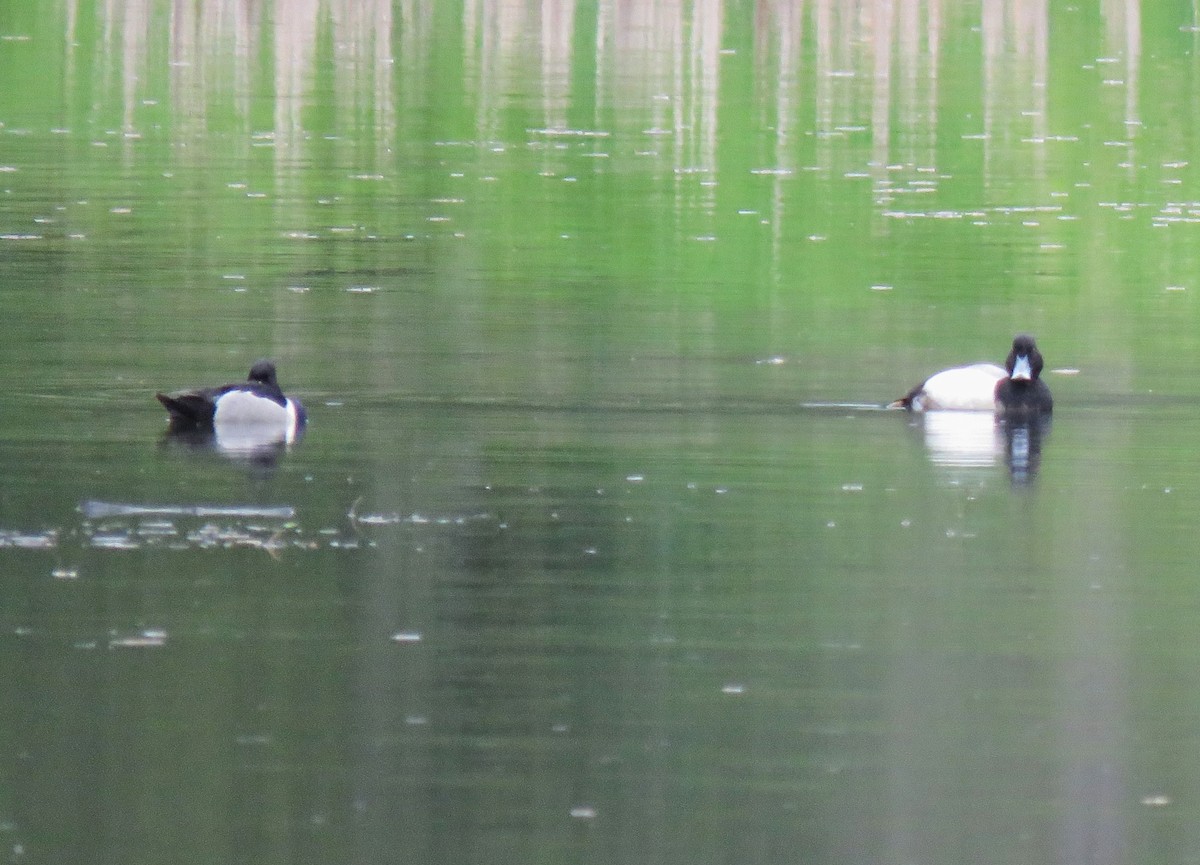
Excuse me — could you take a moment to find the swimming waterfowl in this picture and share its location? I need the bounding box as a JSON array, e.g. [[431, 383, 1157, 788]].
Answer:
[[156, 360, 306, 441], [889, 334, 1053, 416]]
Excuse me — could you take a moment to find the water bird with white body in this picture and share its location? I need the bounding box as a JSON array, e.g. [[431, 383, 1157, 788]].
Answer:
[[156, 360, 306, 449], [889, 334, 1053, 417]]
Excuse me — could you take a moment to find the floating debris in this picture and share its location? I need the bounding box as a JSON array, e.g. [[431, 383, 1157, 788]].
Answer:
[[90, 533, 145, 550], [528, 128, 611, 138], [0, 498, 503, 556], [347, 497, 497, 530], [0, 530, 57, 549], [109, 629, 167, 648], [81, 501, 296, 520]]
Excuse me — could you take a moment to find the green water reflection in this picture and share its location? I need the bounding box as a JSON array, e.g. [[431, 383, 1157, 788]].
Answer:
[[4, 1, 1200, 863]]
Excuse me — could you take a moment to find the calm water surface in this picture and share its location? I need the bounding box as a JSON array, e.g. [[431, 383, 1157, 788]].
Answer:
[[5, 1, 1200, 863]]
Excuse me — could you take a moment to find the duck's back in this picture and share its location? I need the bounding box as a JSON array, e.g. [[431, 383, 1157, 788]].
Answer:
[[898, 363, 1005, 412]]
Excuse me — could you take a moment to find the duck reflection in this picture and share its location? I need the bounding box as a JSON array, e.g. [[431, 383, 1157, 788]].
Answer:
[[914, 411, 1049, 483], [160, 422, 303, 469], [998, 415, 1050, 484]]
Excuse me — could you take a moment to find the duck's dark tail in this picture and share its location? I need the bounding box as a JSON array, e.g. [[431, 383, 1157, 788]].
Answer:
[[156, 392, 216, 427], [886, 386, 920, 410]]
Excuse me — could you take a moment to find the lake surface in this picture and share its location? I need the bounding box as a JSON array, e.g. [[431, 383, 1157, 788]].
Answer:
[[4, 1, 1200, 862]]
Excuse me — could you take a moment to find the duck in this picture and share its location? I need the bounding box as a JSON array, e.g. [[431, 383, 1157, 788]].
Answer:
[[889, 334, 1053, 416], [156, 360, 306, 441]]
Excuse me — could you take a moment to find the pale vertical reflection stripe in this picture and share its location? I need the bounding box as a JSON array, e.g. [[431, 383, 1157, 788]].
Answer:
[[982, 0, 1050, 184], [541, 1, 574, 132], [871, 0, 894, 180], [1103, 0, 1141, 140], [274, 0, 320, 155], [758, 1, 804, 298], [69, 0, 1146, 254]]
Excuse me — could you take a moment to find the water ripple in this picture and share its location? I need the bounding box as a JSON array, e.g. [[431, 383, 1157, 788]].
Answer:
[[0, 500, 507, 555]]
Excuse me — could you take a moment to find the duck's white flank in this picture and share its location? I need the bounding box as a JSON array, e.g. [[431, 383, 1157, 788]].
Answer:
[[213, 390, 297, 430], [909, 363, 1005, 412]]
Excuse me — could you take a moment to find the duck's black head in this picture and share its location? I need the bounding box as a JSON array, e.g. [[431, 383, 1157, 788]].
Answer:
[[247, 360, 279, 387], [1005, 334, 1044, 382], [997, 334, 1052, 416]]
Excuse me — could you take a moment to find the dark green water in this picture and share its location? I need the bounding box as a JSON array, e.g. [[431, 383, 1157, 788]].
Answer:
[[4, 2, 1200, 863]]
